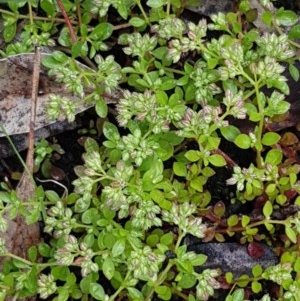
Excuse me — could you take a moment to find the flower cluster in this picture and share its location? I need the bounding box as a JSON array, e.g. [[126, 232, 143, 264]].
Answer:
[[103, 185, 129, 215], [27, 32, 55, 47], [223, 90, 247, 119], [132, 200, 162, 230], [73, 176, 95, 202], [251, 56, 286, 82], [90, 0, 110, 17], [48, 67, 84, 98], [117, 128, 159, 166], [256, 33, 295, 60], [128, 246, 165, 282], [122, 33, 157, 58], [94, 55, 122, 93], [283, 280, 300, 301], [46, 95, 76, 122], [83, 150, 104, 176], [196, 269, 221, 301], [190, 61, 221, 103], [207, 12, 228, 32], [117, 90, 185, 133], [54, 235, 98, 276], [226, 164, 265, 192], [162, 202, 207, 238], [262, 263, 293, 285], [176, 106, 227, 139], [151, 17, 186, 39], [44, 201, 77, 238], [38, 274, 57, 299], [166, 20, 208, 63]]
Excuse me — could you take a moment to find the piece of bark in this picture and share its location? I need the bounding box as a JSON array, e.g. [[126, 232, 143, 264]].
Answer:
[[185, 240, 278, 278], [0, 53, 120, 137], [1, 48, 41, 301]]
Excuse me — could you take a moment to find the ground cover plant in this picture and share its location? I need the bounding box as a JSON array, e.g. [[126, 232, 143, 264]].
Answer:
[[0, 0, 300, 300]]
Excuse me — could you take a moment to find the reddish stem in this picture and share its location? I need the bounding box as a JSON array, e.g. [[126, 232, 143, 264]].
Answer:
[[56, 0, 76, 43]]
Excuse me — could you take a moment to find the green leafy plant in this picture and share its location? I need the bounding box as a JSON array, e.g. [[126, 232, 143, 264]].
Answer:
[[1, 0, 300, 300]]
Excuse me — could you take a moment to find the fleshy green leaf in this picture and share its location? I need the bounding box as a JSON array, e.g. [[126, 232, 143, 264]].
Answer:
[[89, 283, 105, 300], [285, 226, 297, 244], [263, 200, 273, 218], [275, 9, 298, 26], [208, 154, 226, 167], [155, 286, 172, 300], [102, 257, 115, 280], [289, 24, 300, 39], [112, 239, 126, 257], [173, 161, 187, 177], [261, 132, 281, 146], [234, 134, 251, 149], [265, 149, 283, 166], [95, 98, 108, 118]]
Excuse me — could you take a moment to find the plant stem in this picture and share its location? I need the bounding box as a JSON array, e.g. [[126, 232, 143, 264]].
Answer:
[[56, 0, 76, 43], [0, 9, 78, 24], [145, 232, 185, 300], [108, 271, 131, 301], [136, 0, 150, 25]]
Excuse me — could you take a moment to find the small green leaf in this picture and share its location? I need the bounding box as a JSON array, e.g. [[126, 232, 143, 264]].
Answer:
[[89, 283, 105, 300], [45, 190, 60, 202], [190, 176, 206, 192], [190, 254, 207, 266], [95, 98, 108, 118], [225, 272, 233, 284], [51, 266, 70, 281], [220, 125, 240, 142], [41, 0, 55, 16], [89, 23, 113, 40], [251, 281, 262, 293], [294, 257, 300, 272], [160, 232, 174, 246], [262, 11, 273, 27], [275, 9, 298, 26], [177, 274, 197, 289], [241, 215, 250, 227], [117, 2, 128, 19], [155, 285, 172, 300], [261, 132, 281, 146], [38, 243, 51, 257], [234, 134, 251, 149], [289, 63, 300, 81], [289, 24, 300, 39], [103, 122, 120, 141], [252, 264, 262, 277], [127, 287, 144, 300], [173, 161, 187, 177], [185, 150, 201, 162], [227, 214, 239, 227], [82, 208, 98, 224], [103, 257, 115, 280], [129, 17, 146, 27], [208, 154, 226, 167], [263, 201, 273, 218], [3, 23, 16, 42], [28, 246, 37, 262], [112, 239, 126, 257], [236, 274, 250, 287], [285, 226, 297, 244], [265, 149, 283, 166], [146, 0, 166, 8]]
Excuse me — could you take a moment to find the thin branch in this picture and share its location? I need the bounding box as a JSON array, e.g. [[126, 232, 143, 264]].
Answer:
[[56, 0, 77, 43]]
